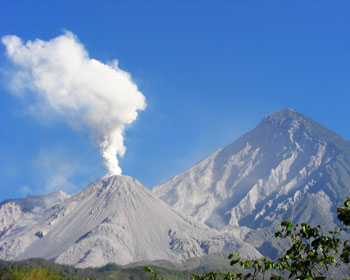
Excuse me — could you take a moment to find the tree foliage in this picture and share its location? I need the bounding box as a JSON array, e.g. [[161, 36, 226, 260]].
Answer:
[[146, 198, 350, 280]]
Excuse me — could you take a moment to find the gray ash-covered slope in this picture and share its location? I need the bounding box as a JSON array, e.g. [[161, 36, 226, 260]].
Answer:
[[0, 191, 69, 234], [0, 175, 260, 267], [152, 109, 350, 256], [1, 108, 348, 266]]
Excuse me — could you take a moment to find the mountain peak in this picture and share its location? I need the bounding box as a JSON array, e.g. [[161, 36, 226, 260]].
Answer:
[[263, 108, 307, 123], [257, 109, 346, 147], [101, 174, 137, 185], [257, 108, 313, 138], [153, 108, 350, 233], [0, 170, 261, 267], [81, 175, 143, 199], [269, 108, 298, 117]]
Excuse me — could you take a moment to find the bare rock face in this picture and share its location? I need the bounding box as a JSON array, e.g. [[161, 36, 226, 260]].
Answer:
[[0, 191, 69, 232], [0, 175, 260, 267], [152, 109, 350, 258], [1, 109, 349, 265], [0, 191, 70, 259]]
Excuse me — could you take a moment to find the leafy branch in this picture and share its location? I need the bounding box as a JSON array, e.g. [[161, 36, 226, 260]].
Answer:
[[145, 198, 350, 280]]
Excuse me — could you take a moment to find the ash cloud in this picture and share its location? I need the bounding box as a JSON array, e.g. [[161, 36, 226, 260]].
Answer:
[[2, 31, 146, 176]]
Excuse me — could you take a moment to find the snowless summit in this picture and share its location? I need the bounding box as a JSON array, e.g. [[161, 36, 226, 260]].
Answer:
[[1, 109, 349, 264], [0, 175, 260, 267], [152, 108, 350, 258]]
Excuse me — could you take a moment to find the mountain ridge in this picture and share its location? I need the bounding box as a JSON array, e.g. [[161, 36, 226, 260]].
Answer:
[[152, 109, 350, 257], [0, 175, 260, 267], [0, 108, 349, 265]]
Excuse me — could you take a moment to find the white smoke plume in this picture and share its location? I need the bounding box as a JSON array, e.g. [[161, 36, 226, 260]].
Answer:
[[2, 31, 146, 176]]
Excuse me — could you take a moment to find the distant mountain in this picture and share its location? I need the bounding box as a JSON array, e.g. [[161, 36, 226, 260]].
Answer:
[[0, 176, 260, 267], [152, 109, 350, 257], [0, 191, 69, 234], [1, 108, 349, 266]]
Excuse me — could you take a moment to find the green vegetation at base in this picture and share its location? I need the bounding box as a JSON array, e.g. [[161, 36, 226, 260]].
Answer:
[[0, 266, 66, 280], [0, 259, 194, 280], [146, 198, 350, 280], [1, 199, 349, 279]]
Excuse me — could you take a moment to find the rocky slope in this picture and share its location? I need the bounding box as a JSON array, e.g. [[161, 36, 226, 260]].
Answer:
[[0, 176, 260, 267], [1, 108, 349, 265], [152, 109, 350, 257], [0, 191, 69, 235]]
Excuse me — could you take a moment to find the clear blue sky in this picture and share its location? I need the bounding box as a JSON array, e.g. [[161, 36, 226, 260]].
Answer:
[[0, 0, 349, 200]]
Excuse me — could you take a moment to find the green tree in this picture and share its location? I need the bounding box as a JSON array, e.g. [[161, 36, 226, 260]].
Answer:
[[146, 198, 350, 280]]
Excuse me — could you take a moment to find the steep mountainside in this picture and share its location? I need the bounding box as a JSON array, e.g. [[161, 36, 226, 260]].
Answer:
[[1, 109, 349, 265], [0, 176, 260, 267], [0, 191, 69, 234], [152, 109, 350, 256]]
